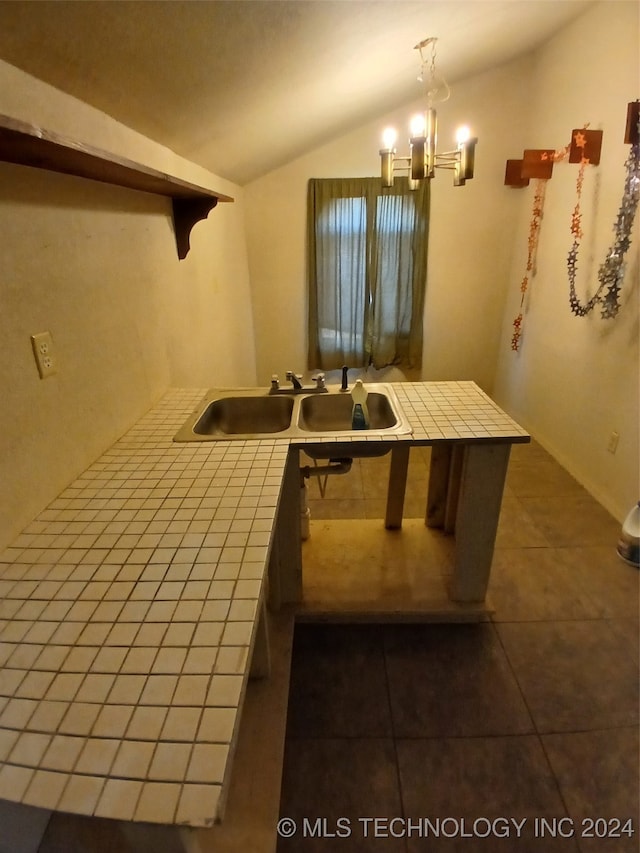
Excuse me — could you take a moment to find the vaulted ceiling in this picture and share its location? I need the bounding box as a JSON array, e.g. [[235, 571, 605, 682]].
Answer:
[[0, 0, 595, 184]]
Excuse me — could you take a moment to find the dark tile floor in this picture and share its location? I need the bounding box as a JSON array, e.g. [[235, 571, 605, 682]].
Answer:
[[278, 442, 639, 852]]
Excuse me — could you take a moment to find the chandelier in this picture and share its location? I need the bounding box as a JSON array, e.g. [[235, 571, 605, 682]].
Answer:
[[380, 37, 477, 188]]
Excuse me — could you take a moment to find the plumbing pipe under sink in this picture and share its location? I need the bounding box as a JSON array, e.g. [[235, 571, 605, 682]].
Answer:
[[301, 456, 353, 500], [299, 458, 353, 535], [300, 458, 353, 479]]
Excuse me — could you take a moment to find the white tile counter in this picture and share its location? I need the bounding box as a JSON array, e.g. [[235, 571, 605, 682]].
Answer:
[[0, 389, 290, 828], [0, 382, 528, 831], [394, 381, 529, 442]]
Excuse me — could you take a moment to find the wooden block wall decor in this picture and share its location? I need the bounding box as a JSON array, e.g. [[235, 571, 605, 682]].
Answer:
[[624, 100, 639, 145], [569, 128, 603, 165], [504, 159, 530, 187], [521, 149, 555, 179]]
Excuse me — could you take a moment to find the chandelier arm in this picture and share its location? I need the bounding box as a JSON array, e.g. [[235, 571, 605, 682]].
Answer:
[[434, 151, 461, 166]]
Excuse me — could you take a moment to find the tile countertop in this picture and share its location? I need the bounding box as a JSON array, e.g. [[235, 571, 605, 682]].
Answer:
[[394, 381, 529, 443], [0, 382, 528, 828]]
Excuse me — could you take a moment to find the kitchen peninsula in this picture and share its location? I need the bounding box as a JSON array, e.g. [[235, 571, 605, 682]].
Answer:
[[0, 382, 528, 852]]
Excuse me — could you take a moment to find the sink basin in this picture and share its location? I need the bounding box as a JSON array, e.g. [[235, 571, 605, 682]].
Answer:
[[298, 392, 397, 432], [193, 395, 294, 436], [173, 383, 411, 443], [173, 390, 296, 441]]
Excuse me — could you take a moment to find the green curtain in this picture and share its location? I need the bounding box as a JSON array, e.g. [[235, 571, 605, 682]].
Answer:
[[307, 176, 429, 371]]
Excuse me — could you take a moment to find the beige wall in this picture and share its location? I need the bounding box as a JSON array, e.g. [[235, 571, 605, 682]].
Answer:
[[493, 1, 639, 522], [244, 57, 532, 388], [0, 61, 256, 550], [245, 1, 638, 522]]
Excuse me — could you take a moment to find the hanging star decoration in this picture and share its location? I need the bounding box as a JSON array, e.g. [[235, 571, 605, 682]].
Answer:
[[511, 179, 546, 350], [511, 143, 571, 352], [568, 108, 640, 318]]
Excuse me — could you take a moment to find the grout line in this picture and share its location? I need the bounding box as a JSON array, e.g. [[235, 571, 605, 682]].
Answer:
[[381, 627, 408, 837]]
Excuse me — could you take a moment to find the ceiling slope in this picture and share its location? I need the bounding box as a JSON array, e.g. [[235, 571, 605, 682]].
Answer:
[[0, 0, 596, 184]]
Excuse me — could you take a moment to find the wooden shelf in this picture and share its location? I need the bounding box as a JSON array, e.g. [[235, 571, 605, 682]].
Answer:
[[0, 113, 233, 259]]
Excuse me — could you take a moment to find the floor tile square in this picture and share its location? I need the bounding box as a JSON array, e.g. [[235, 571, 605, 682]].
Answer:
[[286, 624, 393, 738], [488, 549, 602, 622], [278, 738, 405, 852], [542, 727, 639, 853], [518, 496, 620, 548], [383, 624, 533, 737], [496, 621, 639, 732], [554, 547, 640, 621], [396, 735, 579, 852]]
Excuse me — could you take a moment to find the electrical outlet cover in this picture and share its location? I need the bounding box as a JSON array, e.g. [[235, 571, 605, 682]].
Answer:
[[31, 331, 57, 379]]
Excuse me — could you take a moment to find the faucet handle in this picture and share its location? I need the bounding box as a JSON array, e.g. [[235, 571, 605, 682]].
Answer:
[[271, 374, 280, 390], [312, 373, 326, 390]]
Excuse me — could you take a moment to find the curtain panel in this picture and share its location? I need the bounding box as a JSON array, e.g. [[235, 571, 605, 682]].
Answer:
[[307, 176, 429, 371]]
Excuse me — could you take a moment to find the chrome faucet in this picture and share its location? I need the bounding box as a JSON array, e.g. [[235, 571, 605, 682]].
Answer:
[[286, 370, 303, 390], [269, 371, 328, 394]]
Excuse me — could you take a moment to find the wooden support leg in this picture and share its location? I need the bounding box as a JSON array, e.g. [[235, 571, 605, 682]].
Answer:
[[426, 444, 452, 528], [451, 443, 511, 602], [266, 533, 282, 612], [385, 444, 410, 529], [249, 597, 271, 679], [268, 448, 302, 606], [444, 445, 464, 534]]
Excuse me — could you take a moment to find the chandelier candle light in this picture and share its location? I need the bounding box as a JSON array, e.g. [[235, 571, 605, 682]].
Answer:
[[380, 37, 477, 188]]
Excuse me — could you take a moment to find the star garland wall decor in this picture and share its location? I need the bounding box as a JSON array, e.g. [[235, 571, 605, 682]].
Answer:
[[511, 179, 546, 351], [510, 143, 570, 352], [568, 104, 640, 318]]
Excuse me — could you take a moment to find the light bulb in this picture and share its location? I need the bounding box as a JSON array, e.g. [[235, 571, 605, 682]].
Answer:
[[381, 127, 397, 150], [456, 126, 471, 145], [410, 114, 426, 139]]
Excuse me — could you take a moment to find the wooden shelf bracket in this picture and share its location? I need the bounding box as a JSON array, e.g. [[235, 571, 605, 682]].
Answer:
[[0, 113, 233, 259]]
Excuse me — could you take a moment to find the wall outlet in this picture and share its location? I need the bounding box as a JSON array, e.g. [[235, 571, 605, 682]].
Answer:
[[31, 331, 57, 379], [607, 431, 619, 454]]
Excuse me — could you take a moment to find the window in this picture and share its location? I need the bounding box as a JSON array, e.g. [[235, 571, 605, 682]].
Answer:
[[307, 176, 429, 370]]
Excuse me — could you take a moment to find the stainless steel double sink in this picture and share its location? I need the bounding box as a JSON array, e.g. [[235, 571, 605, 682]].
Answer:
[[173, 384, 411, 446]]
